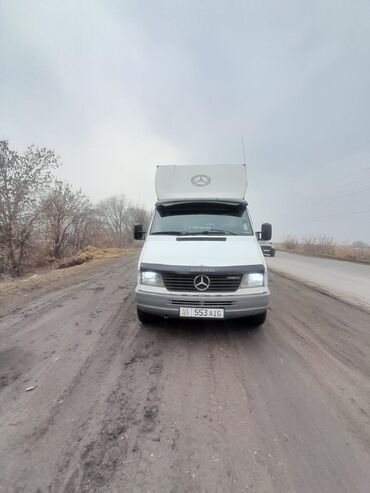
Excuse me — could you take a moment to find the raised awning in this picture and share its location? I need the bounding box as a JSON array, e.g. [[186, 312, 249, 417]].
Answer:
[[155, 164, 247, 202]]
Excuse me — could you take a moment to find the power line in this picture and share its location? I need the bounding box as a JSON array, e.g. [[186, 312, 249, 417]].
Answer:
[[311, 185, 370, 206], [328, 166, 370, 185], [290, 209, 370, 223]]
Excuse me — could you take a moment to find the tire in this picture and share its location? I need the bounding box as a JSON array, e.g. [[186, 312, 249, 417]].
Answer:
[[270, 249, 275, 257], [137, 307, 159, 324], [248, 310, 267, 326]]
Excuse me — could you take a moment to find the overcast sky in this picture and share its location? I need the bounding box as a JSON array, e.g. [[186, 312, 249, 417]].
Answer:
[[1, 0, 369, 242]]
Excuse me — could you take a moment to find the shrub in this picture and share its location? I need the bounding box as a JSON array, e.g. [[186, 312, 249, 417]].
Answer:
[[283, 236, 300, 250], [301, 235, 335, 255]]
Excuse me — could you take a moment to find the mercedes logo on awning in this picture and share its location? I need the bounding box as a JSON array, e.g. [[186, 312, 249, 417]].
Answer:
[[191, 174, 211, 187], [194, 274, 211, 291]]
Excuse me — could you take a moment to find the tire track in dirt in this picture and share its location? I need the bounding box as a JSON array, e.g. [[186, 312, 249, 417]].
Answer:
[[0, 257, 138, 492], [1, 259, 370, 492], [62, 331, 167, 492]]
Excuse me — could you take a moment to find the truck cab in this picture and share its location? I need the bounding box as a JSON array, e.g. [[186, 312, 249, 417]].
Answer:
[[134, 164, 272, 325]]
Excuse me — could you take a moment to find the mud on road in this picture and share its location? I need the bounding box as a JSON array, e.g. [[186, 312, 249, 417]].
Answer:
[[0, 253, 370, 492]]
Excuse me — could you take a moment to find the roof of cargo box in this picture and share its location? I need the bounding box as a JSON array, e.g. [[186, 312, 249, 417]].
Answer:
[[155, 164, 247, 203]]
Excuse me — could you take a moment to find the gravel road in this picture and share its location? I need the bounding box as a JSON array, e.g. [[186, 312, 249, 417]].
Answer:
[[267, 251, 370, 310], [1, 253, 370, 493]]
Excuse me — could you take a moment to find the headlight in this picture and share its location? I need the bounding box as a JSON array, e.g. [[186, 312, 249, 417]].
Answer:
[[140, 271, 164, 287], [240, 272, 264, 288]]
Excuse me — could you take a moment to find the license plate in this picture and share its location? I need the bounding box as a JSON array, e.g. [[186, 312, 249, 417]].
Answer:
[[179, 307, 224, 318]]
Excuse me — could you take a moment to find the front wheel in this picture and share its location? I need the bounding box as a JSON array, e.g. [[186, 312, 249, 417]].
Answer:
[[247, 311, 267, 326], [270, 249, 276, 257], [137, 307, 159, 324]]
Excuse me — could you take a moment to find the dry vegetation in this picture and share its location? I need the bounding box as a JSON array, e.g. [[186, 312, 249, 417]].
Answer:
[[280, 235, 370, 263], [0, 246, 135, 299], [0, 140, 150, 278], [55, 246, 133, 269]]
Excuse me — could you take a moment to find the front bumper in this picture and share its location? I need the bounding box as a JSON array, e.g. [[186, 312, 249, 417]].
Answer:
[[136, 288, 269, 319]]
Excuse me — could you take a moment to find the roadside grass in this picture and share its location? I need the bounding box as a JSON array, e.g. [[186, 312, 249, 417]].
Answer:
[[0, 247, 135, 297], [55, 246, 131, 269], [81, 246, 131, 259], [278, 236, 370, 263]]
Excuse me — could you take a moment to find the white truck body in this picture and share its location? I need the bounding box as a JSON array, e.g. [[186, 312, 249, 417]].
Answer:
[[135, 164, 270, 324]]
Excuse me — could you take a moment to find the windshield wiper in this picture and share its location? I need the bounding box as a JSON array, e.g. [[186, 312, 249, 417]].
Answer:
[[188, 229, 238, 236], [151, 231, 185, 235], [208, 229, 237, 235], [151, 229, 238, 236]]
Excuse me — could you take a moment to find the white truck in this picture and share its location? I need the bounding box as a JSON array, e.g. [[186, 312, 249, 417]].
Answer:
[[134, 164, 272, 325]]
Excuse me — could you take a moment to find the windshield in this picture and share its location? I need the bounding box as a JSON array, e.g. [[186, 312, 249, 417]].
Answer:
[[150, 202, 253, 236]]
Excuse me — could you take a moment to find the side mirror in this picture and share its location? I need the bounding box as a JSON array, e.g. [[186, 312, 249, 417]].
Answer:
[[261, 223, 272, 241], [255, 231, 262, 240], [134, 224, 145, 240]]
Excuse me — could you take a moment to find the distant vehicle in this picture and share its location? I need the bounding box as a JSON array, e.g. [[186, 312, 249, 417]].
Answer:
[[258, 237, 276, 257], [134, 164, 272, 326]]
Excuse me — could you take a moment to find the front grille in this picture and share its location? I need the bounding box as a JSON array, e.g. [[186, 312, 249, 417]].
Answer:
[[162, 273, 242, 292], [171, 300, 234, 306]]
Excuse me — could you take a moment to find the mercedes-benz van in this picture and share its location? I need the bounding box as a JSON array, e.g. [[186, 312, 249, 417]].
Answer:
[[134, 164, 272, 325]]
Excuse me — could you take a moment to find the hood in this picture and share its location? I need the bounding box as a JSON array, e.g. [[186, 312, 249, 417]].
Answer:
[[139, 235, 265, 268]]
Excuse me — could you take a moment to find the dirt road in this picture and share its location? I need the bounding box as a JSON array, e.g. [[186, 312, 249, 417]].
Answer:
[[1, 253, 370, 493]]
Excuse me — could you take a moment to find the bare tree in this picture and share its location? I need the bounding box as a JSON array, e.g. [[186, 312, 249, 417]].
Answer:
[[68, 201, 97, 253], [42, 180, 95, 260], [0, 140, 151, 275], [0, 141, 59, 275], [97, 195, 128, 246], [97, 196, 151, 245], [125, 203, 152, 237]]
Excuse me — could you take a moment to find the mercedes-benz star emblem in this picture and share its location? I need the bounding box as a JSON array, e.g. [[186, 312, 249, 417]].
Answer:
[[191, 174, 211, 187], [194, 274, 211, 291]]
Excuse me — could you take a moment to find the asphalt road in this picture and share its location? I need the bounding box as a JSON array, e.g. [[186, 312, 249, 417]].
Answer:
[[267, 251, 370, 310], [0, 253, 370, 493]]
